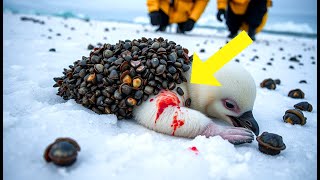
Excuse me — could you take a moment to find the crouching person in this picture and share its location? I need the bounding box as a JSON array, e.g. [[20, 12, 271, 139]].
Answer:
[[216, 0, 272, 40], [147, 0, 209, 33]]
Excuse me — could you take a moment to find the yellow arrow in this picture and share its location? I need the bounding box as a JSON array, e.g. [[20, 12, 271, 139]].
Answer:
[[190, 31, 253, 86]]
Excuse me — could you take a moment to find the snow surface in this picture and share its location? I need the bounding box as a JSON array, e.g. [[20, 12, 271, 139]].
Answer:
[[3, 12, 317, 180]]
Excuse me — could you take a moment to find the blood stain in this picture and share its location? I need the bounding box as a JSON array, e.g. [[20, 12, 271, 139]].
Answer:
[[155, 91, 180, 123], [150, 98, 154, 102], [189, 146, 199, 155], [171, 111, 184, 136]]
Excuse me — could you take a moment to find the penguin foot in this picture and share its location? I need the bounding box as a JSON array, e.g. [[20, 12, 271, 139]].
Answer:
[[201, 124, 254, 145]]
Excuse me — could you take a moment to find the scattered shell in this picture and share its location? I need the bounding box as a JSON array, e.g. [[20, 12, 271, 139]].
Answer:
[[256, 132, 286, 155], [44, 137, 80, 166], [288, 89, 305, 99], [294, 102, 313, 112], [283, 109, 307, 125], [260, 78, 276, 90], [87, 44, 94, 50]]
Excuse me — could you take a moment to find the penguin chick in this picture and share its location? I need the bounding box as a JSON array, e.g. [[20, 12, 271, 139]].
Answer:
[[133, 62, 259, 145]]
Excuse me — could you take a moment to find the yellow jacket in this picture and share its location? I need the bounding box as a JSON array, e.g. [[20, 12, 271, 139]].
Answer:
[[147, 0, 209, 24], [217, 0, 272, 33]]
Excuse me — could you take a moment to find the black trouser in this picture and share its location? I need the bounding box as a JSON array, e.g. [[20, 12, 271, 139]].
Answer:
[[226, 0, 267, 34], [157, 9, 169, 31]]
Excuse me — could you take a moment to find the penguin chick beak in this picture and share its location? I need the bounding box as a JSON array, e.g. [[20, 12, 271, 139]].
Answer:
[[229, 111, 259, 136]]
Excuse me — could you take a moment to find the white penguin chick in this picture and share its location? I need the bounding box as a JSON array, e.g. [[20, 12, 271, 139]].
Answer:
[[133, 61, 259, 145]]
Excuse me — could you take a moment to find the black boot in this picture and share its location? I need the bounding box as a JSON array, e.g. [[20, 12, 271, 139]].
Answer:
[[156, 25, 167, 32], [176, 23, 185, 34], [248, 26, 256, 41], [227, 32, 237, 39]]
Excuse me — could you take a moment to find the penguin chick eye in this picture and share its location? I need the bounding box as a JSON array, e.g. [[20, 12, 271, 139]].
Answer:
[[225, 101, 235, 109], [222, 99, 240, 113]]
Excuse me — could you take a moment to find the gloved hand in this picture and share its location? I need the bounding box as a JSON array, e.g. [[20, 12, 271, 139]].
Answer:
[[181, 18, 195, 31], [216, 9, 226, 22], [149, 11, 161, 25]]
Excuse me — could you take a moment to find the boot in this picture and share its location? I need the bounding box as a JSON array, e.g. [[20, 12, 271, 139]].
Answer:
[[227, 32, 237, 39], [248, 26, 256, 41], [156, 25, 167, 32]]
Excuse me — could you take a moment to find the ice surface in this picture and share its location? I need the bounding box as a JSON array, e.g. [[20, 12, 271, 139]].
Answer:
[[3, 12, 317, 180]]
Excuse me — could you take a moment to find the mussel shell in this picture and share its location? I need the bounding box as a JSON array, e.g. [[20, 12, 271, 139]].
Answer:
[[294, 101, 313, 112], [260, 78, 276, 90], [256, 132, 286, 155], [288, 89, 305, 99], [283, 109, 306, 125]]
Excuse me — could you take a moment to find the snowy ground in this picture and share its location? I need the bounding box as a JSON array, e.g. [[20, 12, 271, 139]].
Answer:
[[3, 12, 317, 180]]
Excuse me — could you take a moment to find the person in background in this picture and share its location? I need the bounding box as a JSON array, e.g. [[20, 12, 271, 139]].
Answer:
[[147, 0, 209, 33], [216, 0, 272, 40]]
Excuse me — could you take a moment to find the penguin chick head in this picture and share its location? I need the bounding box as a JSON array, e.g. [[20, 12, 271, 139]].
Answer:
[[205, 62, 259, 135]]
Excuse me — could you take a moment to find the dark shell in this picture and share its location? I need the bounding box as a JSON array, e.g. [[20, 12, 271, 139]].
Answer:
[[176, 87, 184, 96], [119, 83, 132, 95], [134, 90, 144, 100], [256, 132, 286, 155], [185, 98, 191, 107], [151, 42, 160, 49], [288, 89, 305, 99], [283, 109, 307, 125], [120, 61, 130, 72], [136, 65, 146, 73], [130, 60, 141, 68], [260, 78, 276, 90], [109, 70, 119, 80], [94, 64, 104, 73], [182, 64, 190, 72], [44, 137, 80, 166], [167, 66, 177, 74], [151, 58, 160, 68], [144, 86, 154, 95], [103, 50, 113, 58], [168, 82, 176, 90], [156, 65, 166, 75], [294, 102, 313, 112]]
